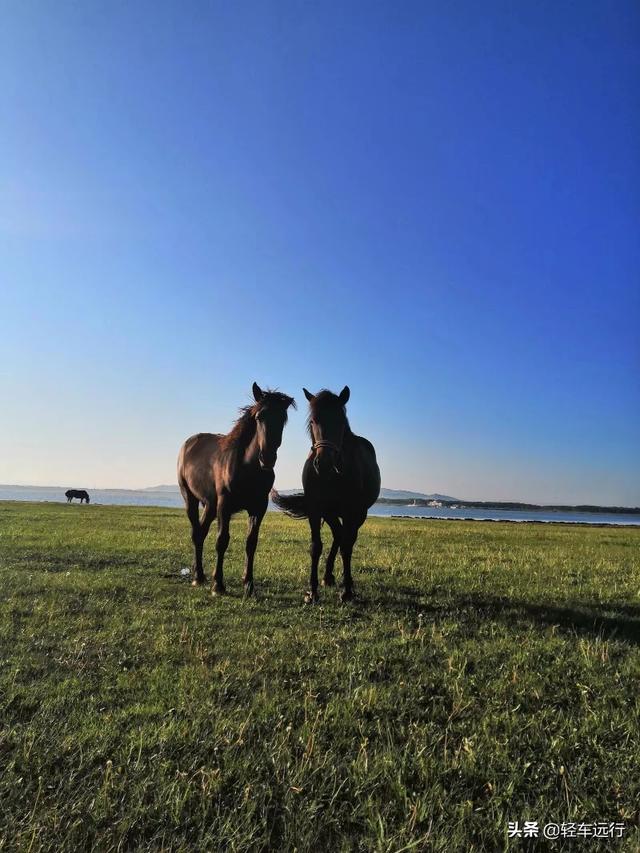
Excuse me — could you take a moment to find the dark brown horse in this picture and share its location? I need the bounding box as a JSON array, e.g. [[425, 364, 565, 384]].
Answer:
[[65, 489, 90, 503], [177, 383, 295, 595], [272, 386, 380, 603]]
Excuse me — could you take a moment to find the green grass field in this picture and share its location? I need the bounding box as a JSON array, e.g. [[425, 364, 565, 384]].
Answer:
[[1, 501, 639, 851]]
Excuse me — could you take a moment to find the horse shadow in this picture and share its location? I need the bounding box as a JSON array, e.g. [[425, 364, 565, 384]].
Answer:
[[361, 571, 640, 646], [456, 594, 640, 646], [165, 564, 640, 646]]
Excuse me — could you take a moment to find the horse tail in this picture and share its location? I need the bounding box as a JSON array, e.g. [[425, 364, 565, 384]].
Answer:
[[270, 489, 308, 519]]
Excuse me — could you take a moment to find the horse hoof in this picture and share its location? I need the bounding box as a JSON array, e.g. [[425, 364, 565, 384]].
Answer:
[[322, 575, 336, 587], [212, 584, 227, 596], [340, 589, 354, 603], [191, 576, 206, 587], [305, 591, 319, 605], [243, 584, 254, 598]]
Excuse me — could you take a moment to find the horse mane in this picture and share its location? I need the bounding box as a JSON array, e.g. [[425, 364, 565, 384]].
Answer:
[[223, 390, 296, 449], [306, 390, 351, 439]]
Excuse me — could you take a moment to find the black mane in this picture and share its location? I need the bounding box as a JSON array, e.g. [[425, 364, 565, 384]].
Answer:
[[226, 390, 296, 447]]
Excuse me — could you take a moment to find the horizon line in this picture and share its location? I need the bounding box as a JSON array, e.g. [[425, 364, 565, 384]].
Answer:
[[1, 482, 639, 510]]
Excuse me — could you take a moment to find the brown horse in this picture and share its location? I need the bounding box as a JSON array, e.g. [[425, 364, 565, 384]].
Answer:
[[272, 386, 380, 603], [177, 383, 295, 595]]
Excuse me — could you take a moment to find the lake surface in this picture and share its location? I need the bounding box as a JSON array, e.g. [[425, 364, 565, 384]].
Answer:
[[1, 485, 639, 526]]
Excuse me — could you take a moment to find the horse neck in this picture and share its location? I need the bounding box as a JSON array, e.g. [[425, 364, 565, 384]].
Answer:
[[243, 431, 261, 464], [226, 412, 259, 465], [341, 423, 355, 451]]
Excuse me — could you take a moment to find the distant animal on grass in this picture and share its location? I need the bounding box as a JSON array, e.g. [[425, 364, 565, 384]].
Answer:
[[65, 489, 90, 503], [272, 386, 380, 603], [177, 383, 295, 596]]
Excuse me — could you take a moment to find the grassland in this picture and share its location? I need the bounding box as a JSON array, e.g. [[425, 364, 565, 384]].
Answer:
[[0, 501, 639, 852]]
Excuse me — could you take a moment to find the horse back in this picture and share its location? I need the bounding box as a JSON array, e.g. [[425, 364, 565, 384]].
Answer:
[[351, 434, 381, 508]]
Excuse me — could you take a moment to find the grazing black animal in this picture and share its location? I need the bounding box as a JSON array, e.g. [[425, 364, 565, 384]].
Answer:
[[272, 386, 380, 603], [177, 383, 295, 595], [65, 489, 90, 503]]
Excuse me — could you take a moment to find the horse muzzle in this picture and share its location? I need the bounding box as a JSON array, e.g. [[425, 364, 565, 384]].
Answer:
[[259, 452, 276, 471]]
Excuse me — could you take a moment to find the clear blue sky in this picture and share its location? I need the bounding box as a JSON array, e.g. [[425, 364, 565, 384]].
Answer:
[[1, 1, 638, 503]]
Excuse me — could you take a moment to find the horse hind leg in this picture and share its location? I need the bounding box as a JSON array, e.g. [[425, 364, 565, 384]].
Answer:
[[212, 500, 230, 596], [184, 492, 205, 585], [305, 513, 323, 604], [197, 501, 217, 586]]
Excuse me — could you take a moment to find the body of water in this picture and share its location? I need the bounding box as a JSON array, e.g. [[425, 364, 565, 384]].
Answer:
[[372, 504, 640, 526], [1, 485, 639, 526], [0, 485, 183, 509]]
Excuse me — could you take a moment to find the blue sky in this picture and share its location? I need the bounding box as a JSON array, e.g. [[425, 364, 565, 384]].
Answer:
[[1, 1, 638, 503]]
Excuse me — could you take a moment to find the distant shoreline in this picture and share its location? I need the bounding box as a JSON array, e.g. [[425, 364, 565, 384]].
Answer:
[[389, 514, 640, 529], [1, 499, 639, 527], [379, 498, 640, 515]]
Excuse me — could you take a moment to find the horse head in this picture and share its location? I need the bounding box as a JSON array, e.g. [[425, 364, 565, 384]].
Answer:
[[251, 382, 296, 471], [303, 385, 350, 477]]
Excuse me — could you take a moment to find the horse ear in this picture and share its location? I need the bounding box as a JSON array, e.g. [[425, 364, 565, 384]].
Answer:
[[252, 382, 264, 402], [287, 396, 297, 410], [339, 385, 350, 405], [303, 388, 315, 402]]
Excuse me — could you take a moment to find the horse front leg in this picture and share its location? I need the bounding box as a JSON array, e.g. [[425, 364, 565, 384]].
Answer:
[[243, 509, 265, 597], [193, 502, 216, 586], [323, 515, 342, 587], [213, 503, 230, 595], [305, 512, 322, 605], [339, 519, 362, 603]]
